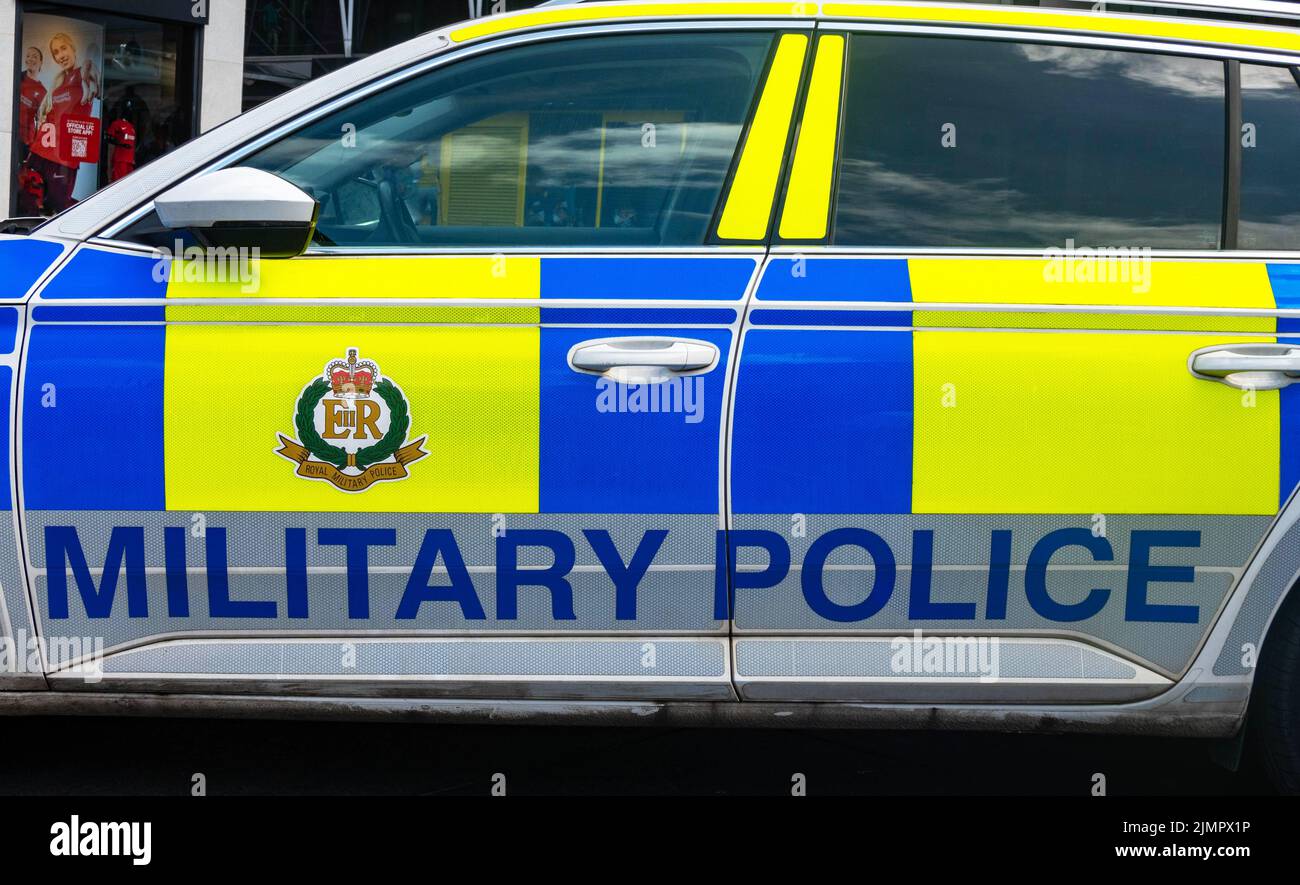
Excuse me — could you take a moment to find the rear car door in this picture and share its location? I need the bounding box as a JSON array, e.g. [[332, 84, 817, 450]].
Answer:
[[20, 25, 785, 699], [729, 26, 1297, 702]]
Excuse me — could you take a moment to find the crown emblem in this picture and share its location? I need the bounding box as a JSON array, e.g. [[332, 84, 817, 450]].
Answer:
[[278, 345, 427, 492], [326, 348, 379, 397]]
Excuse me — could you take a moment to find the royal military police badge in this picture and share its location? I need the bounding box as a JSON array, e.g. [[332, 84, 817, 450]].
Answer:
[[276, 348, 427, 491]]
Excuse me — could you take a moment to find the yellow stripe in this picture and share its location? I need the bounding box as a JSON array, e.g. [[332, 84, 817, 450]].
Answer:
[[166, 255, 541, 299], [717, 33, 808, 241], [822, 3, 1300, 55], [164, 305, 540, 323], [913, 311, 1273, 334], [450, 2, 805, 42], [165, 324, 539, 513], [778, 34, 844, 241], [913, 330, 1279, 515], [908, 259, 1276, 310], [447, 0, 1300, 56]]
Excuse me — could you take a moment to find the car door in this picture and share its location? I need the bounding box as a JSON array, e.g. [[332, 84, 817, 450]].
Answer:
[[728, 27, 1296, 702], [19, 25, 791, 699]]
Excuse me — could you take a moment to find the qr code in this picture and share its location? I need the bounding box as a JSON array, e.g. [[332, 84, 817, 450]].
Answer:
[[70, 136, 88, 159]]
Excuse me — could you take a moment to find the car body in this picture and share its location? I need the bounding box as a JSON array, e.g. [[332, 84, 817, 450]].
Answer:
[[4, 0, 1300, 784]]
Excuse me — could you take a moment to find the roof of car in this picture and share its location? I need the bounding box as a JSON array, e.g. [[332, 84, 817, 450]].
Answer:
[[448, 0, 1300, 56]]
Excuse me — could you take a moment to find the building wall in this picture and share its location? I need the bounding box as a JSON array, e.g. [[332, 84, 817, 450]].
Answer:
[[0, 0, 245, 217], [0, 0, 16, 218], [201, 0, 245, 133]]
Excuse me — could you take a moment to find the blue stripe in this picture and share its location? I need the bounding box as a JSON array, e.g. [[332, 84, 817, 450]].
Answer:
[[33, 305, 167, 323], [732, 328, 913, 514], [39, 247, 168, 300], [540, 258, 753, 300], [539, 326, 730, 513], [1269, 264, 1300, 310], [749, 308, 910, 327], [0, 366, 11, 509], [0, 236, 64, 300], [23, 325, 165, 510], [0, 308, 18, 354], [756, 258, 912, 302], [1284, 384, 1300, 509], [1269, 268, 1300, 505], [541, 308, 736, 324]]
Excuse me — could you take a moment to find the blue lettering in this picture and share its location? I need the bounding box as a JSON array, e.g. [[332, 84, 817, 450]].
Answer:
[[206, 527, 276, 618], [496, 529, 576, 620], [584, 529, 667, 621], [802, 527, 895, 623], [285, 528, 309, 619], [985, 529, 1013, 620], [163, 526, 190, 617], [42, 523, 1209, 630], [1025, 528, 1112, 622], [317, 527, 396, 619], [1125, 530, 1200, 624], [908, 529, 976, 619], [397, 529, 484, 620], [45, 525, 147, 619], [715, 530, 790, 620]]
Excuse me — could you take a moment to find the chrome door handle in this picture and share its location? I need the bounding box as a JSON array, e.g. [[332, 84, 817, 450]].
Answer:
[[1189, 343, 1300, 390], [568, 337, 719, 384]]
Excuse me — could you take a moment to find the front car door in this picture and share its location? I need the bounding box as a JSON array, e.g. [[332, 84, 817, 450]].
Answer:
[[18, 22, 790, 699]]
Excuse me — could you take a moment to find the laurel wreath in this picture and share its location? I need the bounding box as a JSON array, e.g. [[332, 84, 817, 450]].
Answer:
[[293, 377, 411, 469]]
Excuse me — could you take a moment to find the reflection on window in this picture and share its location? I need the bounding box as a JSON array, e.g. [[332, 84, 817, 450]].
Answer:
[[236, 33, 771, 248], [439, 113, 528, 226], [832, 35, 1225, 249], [1240, 64, 1300, 250]]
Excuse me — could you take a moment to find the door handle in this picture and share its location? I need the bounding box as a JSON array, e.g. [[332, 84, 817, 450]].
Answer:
[[1189, 343, 1300, 390], [568, 336, 719, 384]]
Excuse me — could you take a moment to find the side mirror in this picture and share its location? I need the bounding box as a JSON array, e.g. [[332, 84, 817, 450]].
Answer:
[[155, 168, 319, 258]]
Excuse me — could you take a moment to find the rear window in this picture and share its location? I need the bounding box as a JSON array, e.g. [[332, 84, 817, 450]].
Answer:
[[831, 34, 1226, 250]]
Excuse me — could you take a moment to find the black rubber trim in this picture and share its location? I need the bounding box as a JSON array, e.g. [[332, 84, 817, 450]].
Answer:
[[1223, 59, 1242, 250]]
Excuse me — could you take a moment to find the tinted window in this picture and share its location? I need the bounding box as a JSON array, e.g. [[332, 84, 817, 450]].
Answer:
[[832, 35, 1225, 249], [235, 33, 771, 248], [1240, 64, 1300, 250]]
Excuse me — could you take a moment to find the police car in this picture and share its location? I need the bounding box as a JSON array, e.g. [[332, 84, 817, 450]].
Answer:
[[3, 0, 1300, 792]]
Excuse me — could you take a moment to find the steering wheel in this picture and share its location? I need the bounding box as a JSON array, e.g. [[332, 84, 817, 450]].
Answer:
[[376, 176, 420, 245]]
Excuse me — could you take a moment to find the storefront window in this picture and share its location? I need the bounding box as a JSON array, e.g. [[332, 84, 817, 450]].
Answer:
[[14, 4, 198, 217]]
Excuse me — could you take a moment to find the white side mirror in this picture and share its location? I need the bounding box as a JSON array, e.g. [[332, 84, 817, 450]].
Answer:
[[155, 167, 319, 258]]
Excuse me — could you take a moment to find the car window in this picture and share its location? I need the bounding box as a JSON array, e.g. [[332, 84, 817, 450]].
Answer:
[[225, 32, 772, 249], [1240, 63, 1300, 250], [831, 34, 1226, 250]]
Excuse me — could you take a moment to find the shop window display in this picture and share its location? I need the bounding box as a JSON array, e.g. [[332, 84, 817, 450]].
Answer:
[[14, 6, 197, 216]]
